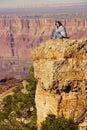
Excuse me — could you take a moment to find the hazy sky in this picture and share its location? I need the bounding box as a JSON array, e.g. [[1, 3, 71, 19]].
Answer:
[[0, 0, 87, 8]]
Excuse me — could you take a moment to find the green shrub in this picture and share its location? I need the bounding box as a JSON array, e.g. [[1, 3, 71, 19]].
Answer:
[[40, 114, 78, 130]]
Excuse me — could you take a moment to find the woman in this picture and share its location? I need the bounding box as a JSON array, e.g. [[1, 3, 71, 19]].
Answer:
[[52, 21, 67, 39]]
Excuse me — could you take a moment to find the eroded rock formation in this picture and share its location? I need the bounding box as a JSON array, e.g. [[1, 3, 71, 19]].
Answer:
[[32, 38, 87, 130]]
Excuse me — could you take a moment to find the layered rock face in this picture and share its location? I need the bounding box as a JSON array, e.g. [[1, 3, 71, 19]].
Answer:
[[32, 38, 87, 130], [0, 17, 87, 58]]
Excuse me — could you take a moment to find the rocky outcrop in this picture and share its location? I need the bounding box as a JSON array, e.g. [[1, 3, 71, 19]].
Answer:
[[32, 38, 87, 129], [0, 17, 87, 59]]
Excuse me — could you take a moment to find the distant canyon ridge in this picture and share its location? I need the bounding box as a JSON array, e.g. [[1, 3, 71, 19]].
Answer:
[[0, 17, 87, 59]]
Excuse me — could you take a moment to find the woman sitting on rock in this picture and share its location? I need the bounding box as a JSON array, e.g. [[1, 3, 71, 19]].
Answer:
[[52, 20, 67, 39]]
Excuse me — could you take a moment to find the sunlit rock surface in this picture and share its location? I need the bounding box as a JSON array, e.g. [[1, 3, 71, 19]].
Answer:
[[32, 38, 87, 129]]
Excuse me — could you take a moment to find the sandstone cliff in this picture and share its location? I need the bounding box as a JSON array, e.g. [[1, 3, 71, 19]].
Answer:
[[32, 38, 87, 130]]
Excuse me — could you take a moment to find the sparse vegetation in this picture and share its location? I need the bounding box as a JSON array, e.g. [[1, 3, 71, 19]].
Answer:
[[0, 66, 37, 130], [40, 114, 78, 130]]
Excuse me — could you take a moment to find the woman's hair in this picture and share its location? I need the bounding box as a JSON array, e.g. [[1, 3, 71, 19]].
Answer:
[[55, 21, 62, 26]]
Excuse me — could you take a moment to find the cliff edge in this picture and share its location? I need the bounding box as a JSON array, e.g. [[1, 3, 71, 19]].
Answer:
[[31, 38, 87, 130]]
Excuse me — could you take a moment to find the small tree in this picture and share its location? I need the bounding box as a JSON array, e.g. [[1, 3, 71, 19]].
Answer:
[[40, 114, 78, 130]]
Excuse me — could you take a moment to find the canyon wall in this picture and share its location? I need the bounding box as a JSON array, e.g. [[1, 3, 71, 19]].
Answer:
[[0, 17, 87, 59], [32, 38, 87, 130]]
